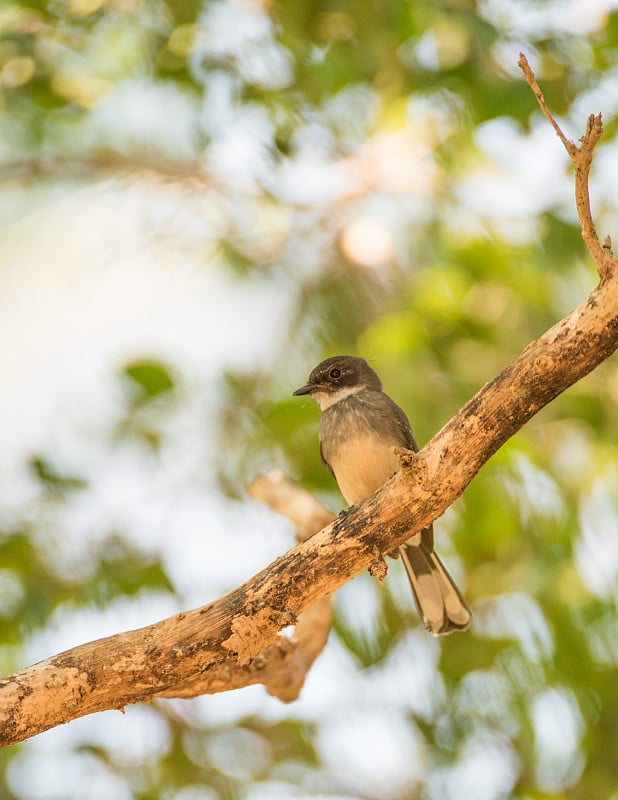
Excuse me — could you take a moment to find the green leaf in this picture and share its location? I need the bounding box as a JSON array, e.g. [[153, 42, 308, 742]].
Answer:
[[122, 360, 176, 405]]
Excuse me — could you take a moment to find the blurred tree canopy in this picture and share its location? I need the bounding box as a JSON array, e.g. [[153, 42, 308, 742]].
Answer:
[[1, 1, 618, 799]]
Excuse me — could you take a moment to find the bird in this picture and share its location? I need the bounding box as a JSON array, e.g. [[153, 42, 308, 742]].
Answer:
[[293, 355, 471, 635]]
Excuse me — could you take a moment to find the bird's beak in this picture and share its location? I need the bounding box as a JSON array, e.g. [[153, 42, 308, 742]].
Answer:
[[293, 382, 314, 396]]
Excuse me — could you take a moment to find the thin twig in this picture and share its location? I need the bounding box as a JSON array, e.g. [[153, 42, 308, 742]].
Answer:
[[518, 53, 615, 278], [518, 54, 577, 157]]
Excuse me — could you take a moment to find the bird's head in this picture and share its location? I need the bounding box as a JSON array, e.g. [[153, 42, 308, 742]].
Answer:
[[293, 355, 382, 410]]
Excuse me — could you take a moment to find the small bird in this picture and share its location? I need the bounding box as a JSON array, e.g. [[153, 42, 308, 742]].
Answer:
[[293, 355, 470, 635]]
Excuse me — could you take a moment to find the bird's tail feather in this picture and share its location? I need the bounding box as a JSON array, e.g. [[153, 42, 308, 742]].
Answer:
[[399, 530, 471, 635]]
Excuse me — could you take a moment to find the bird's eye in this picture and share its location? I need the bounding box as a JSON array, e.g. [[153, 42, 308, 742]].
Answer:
[[329, 368, 341, 379]]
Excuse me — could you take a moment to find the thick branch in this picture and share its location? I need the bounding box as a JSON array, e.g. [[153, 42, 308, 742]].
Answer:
[[2, 271, 617, 746], [156, 473, 334, 703], [155, 595, 333, 703], [2, 59, 618, 748], [0, 475, 335, 745]]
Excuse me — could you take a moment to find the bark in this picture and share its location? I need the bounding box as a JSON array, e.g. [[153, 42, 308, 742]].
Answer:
[[1, 57, 617, 748]]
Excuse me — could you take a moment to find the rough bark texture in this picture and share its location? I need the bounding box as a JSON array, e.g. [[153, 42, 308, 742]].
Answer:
[[0, 474, 336, 746], [1, 57, 617, 748]]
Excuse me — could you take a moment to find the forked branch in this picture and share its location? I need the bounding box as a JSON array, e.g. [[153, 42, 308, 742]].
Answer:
[[518, 53, 616, 278]]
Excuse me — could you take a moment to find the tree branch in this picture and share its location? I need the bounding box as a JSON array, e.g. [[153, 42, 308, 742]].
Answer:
[[156, 472, 334, 703], [0, 154, 210, 184], [2, 57, 618, 748], [518, 53, 616, 277]]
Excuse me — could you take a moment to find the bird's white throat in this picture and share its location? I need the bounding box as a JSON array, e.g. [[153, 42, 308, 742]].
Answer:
[[313, 384, 363, 410]]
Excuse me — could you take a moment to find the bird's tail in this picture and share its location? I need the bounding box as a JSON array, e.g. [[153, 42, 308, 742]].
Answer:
[[398, 528, 471, 635]]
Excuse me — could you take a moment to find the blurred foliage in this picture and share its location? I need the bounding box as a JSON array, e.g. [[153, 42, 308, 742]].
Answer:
[[2, 1, 618, 800], [116, 358, 178, 448], [123, 360, 176, 405]]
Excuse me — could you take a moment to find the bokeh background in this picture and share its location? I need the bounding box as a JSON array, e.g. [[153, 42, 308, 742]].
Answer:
[[1, 0, 618, 798]]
